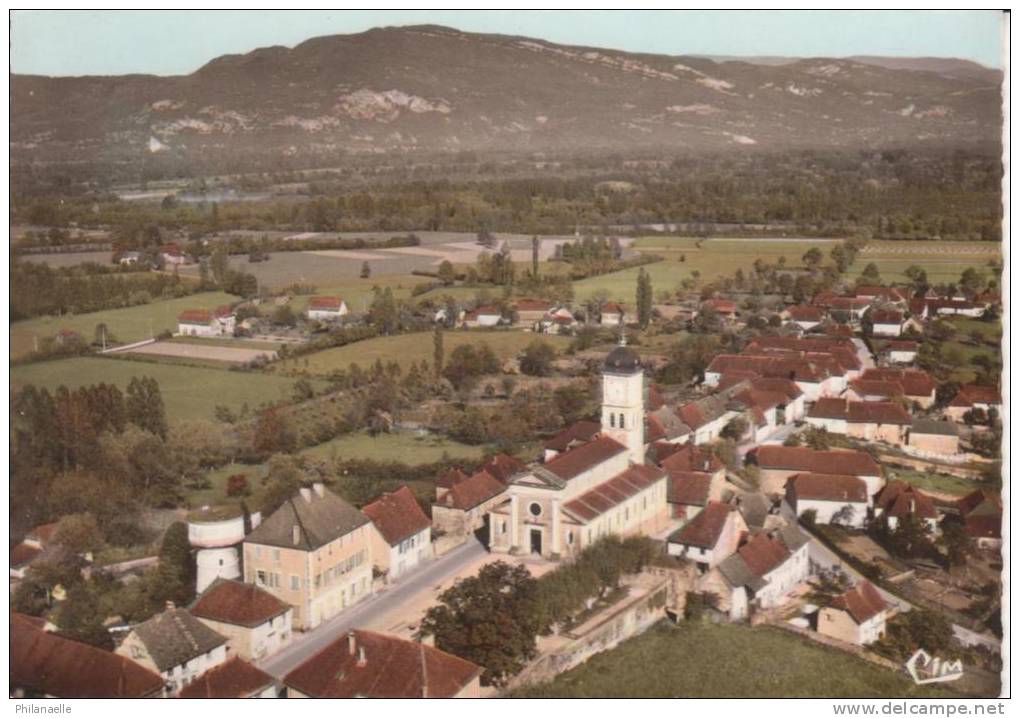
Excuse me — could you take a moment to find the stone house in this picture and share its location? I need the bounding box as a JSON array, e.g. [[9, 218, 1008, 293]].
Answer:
[[783, 473, 870, 527], [432, 469, 507, 540], [748, 445, 884, 498], [945, 384, 1001, 423], [807, 399, 912, 445], [178, 657, 280, 698], [189, 578, 293, 662], [362, 485, 433, 581], [667, 501, 747, 569], [908, 419, 960, 455], [957, 489, 1002, 550], [817, 581, 888, 646]]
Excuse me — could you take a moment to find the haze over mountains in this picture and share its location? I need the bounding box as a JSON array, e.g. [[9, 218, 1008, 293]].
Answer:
[[11, 24, 1002, 168]]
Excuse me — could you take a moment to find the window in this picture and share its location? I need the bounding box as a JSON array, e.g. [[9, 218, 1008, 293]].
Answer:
[[256, 570, 268, 586], [619, 413, 625, 428], [529, 502, 542, 517], [567, 531, 574, 545], [272, 549, 281, 563], [610, 413, 616, 428]]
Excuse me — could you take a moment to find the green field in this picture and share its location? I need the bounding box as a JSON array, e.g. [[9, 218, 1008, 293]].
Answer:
[[300, 430, 486, 463], [515, 621, 951, 698], [10, 356, 320, 423], [274, 330, 571, 376], [886, 467, 984, 497], [287, 274, 420, 313], [10, 291, 237, 360]]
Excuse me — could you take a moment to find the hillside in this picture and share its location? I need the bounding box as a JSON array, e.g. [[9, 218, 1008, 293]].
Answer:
[[10, 24, 1003, 170]]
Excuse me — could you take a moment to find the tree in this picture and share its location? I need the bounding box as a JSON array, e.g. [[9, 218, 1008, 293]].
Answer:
[[437, 260, 456, 286], [520, 340, 555, 377], [125, 376, 167, 440], [860, 262, 881, 285], [56, 583, 113, 649], [433, 326, 444, 377], [720, 417, 749, 441], [360, 261, 371, 279], [94, 322, 109, 350], [636, 267, 653, 328], [904, 265, 929, 290], [531, 235, 540, 277], [802, 246, 823, 269], [419, 561, 544, 687], [939, 520, 970, 566], [959, 267, 986, 293], [253, 407, 298, 456], [51, 513, 105, 557], [272, 304, 297, 328], [830, 244, 849, 274]]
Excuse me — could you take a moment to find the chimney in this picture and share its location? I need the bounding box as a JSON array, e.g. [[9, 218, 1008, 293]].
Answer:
[[357, 646, 367, 667], [292, 525, 301, 546], [348, 631, 357, 655], [299, 487, 312, 503], [312, 482, 325, 498]]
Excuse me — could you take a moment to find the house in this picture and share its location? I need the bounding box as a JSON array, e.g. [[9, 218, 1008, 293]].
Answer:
[[160, 242, 189, 266], [925, 298, 984, 318], [116, 603, 228, 696], [656, 443, 725, 520], [645, 406, 693, 445], [869, 308, 906, 337], [433, 305, 466, 325], [704, 353, 844, 401], [718, 375, 806, 423], [885, 340, 919, 364], [701, 298, 738, 317], [908, 420, 960, 456], [432, 470, 507, 540], [178, 657, 280, 698], [599, 300, 628, 326], [177, 306, 235, 337], [488, 345, 669, 558], [945, 384, 1001, 423], [117, 251, 143, 266], [785, 304, 826, 331], [477, 453, 527, 483], [242, 483, 374, 630], [748, 445, 883, 497], [285, 630, 482, 698], [847, 378, 906, 403], [814, 295, 871, 322], [703, 523, 810, 620], [464, 305, 503, 328], [783, 473, 869, 527], [543, 420, 601, 460], [10, 522, 58, 580], [818, 581, 888, 646], [435, 467, 471, 501], [807, 398, 912, 445], [514, 298, 553, 325], [675, 393, 740, 445], [306, 296, 349, 321], [854, 286, 910, 306], [857, 368, 936, 407], [11, 612, 163, 698], [956, 490, 1002, 550], [539, 306, 579, 334], [189, 578, 293, 662], [362, 486, 433, 580], [874, 481, 939, 532], [667, 501, 747, 569]]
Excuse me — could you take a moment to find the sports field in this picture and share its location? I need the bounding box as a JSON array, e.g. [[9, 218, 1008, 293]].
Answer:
[[10, 291, 237, 360], [273, 330, 571, 376], [10, 356, 321, 423]]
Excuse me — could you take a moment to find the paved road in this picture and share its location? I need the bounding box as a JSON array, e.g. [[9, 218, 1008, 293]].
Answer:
[[258, 538, 487, 679], [851, 338, 875, 371]]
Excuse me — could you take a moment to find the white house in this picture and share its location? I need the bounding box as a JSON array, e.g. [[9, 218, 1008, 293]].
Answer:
[[362, 486, 433, 581], [667, 501, 747, 570], [783, 473, 870, 527], [116, 604, 228, 696], [465, 305, 503, 327], [190, 578, 294, 662], [886, 340, 918, 365], [306, 296, 349, 321], [818, 581, 888, 646], [177, 306, 235, 337], [600, 301, 628, 326], [869, 308, 906, 337]]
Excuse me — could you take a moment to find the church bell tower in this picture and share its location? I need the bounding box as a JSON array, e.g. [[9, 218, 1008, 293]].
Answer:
[[601, 334, 645, 464]]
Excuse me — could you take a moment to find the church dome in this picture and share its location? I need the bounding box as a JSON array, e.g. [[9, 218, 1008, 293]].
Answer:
[[604, 345, 641, 373]]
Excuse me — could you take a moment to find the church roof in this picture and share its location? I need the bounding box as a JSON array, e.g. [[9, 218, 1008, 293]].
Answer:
[[604, 345, 641, 373], [562, 464, 665, 523], [543, 436, 628, 482]]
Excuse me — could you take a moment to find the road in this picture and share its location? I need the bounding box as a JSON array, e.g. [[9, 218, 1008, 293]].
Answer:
[[851, 337, 875, 371], [258, 538, 487, 679]]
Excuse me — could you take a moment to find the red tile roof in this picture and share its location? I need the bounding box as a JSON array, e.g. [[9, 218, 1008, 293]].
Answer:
[[832, 581, 887, 624], [809, 397, 850, 420], [647, 384, 666, 411], [10, 613, 164, 698], [362, 486, 431, 546], [284, 629, 481, 698], [949, 384, 1001, 408], [436, 467, 471, 490], [602, 300, 625, 314], [478, 453, 527, 483], [515, 298, 553, 312], [308, 296, 344, 310], [956, 490, 1001, 539], [659, 443, 723, 474], [861, 368, 935, 397], [787, 305, 825, 321], [439, 470, 505, 511], [10, 542, 43, 568], [543, 436, 627, 482], [190, 578, 291, 627], [850, 379, 904, 399], [846, 401, 912, 425], [563, 464, 665, 523], [669, 501, 734, 549], [544, 421, 601, 453], [668, 471, 714, 507], [701, 298, 737, 314], [737, 532, 791, 577], [887, 340, 918, 351], [178, 657, 277, 698], [870, 308, 904, 324], [178, 309, 212, 324], [786, 473, 868, 503], [750, 446, 880, 477]]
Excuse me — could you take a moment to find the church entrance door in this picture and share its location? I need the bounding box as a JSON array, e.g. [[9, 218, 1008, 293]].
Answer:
[[529, 528, 543, 555]]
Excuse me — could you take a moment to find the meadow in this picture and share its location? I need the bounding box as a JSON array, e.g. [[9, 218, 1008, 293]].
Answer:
[[514, 621, 953, 698], [299, 430, 486, 463], [10, 291, 237, 360], [273, 330, 571, 376], [9, 356, 319, 423]]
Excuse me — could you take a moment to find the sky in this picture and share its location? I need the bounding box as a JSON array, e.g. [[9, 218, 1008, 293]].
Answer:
[[10, 9, 1005, 77]]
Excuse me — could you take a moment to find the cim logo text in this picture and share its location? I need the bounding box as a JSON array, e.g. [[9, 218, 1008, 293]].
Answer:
[[905, 649, 965, 685]]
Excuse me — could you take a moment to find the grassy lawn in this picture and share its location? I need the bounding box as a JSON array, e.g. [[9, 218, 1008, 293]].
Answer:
[[948, 317, 1002, 342], [10, 291, 237, 360], [300, 430, 486, 463], [185, 462, 267, 510], [886, 467, 985, 497], [9, 356, 321, 423], [273, 330, 571, 376], [515, 621, 951, 698], [286, 274, 420, 313]]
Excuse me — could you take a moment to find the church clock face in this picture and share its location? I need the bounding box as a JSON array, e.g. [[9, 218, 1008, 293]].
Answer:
[[607, 382, 622, 402]]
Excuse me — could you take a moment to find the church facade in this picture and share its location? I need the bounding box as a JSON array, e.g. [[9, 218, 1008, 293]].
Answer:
[[487, 343, 669, 558]]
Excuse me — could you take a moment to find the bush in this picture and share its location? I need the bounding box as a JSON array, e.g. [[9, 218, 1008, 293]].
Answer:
[[226, 473, 250, 497]]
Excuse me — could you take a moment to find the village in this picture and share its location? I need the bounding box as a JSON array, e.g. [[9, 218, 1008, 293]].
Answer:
[[10, 232, 1004, 699]]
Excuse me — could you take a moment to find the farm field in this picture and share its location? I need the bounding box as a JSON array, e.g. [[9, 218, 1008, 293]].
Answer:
[[19, 250, 114, 268], [286, 274, 419, 312], [514, 621, 953, 698], [9, 356, 319, 423], [300, 430, 486, 464], [124, 340, 277, 364], [885, 467, 985, 498], [10, 291, 236, 360], [273, 330, 571, 376]]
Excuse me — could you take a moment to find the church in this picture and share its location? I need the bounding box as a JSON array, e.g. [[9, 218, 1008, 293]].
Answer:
[[487, 341, 669, 558]]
